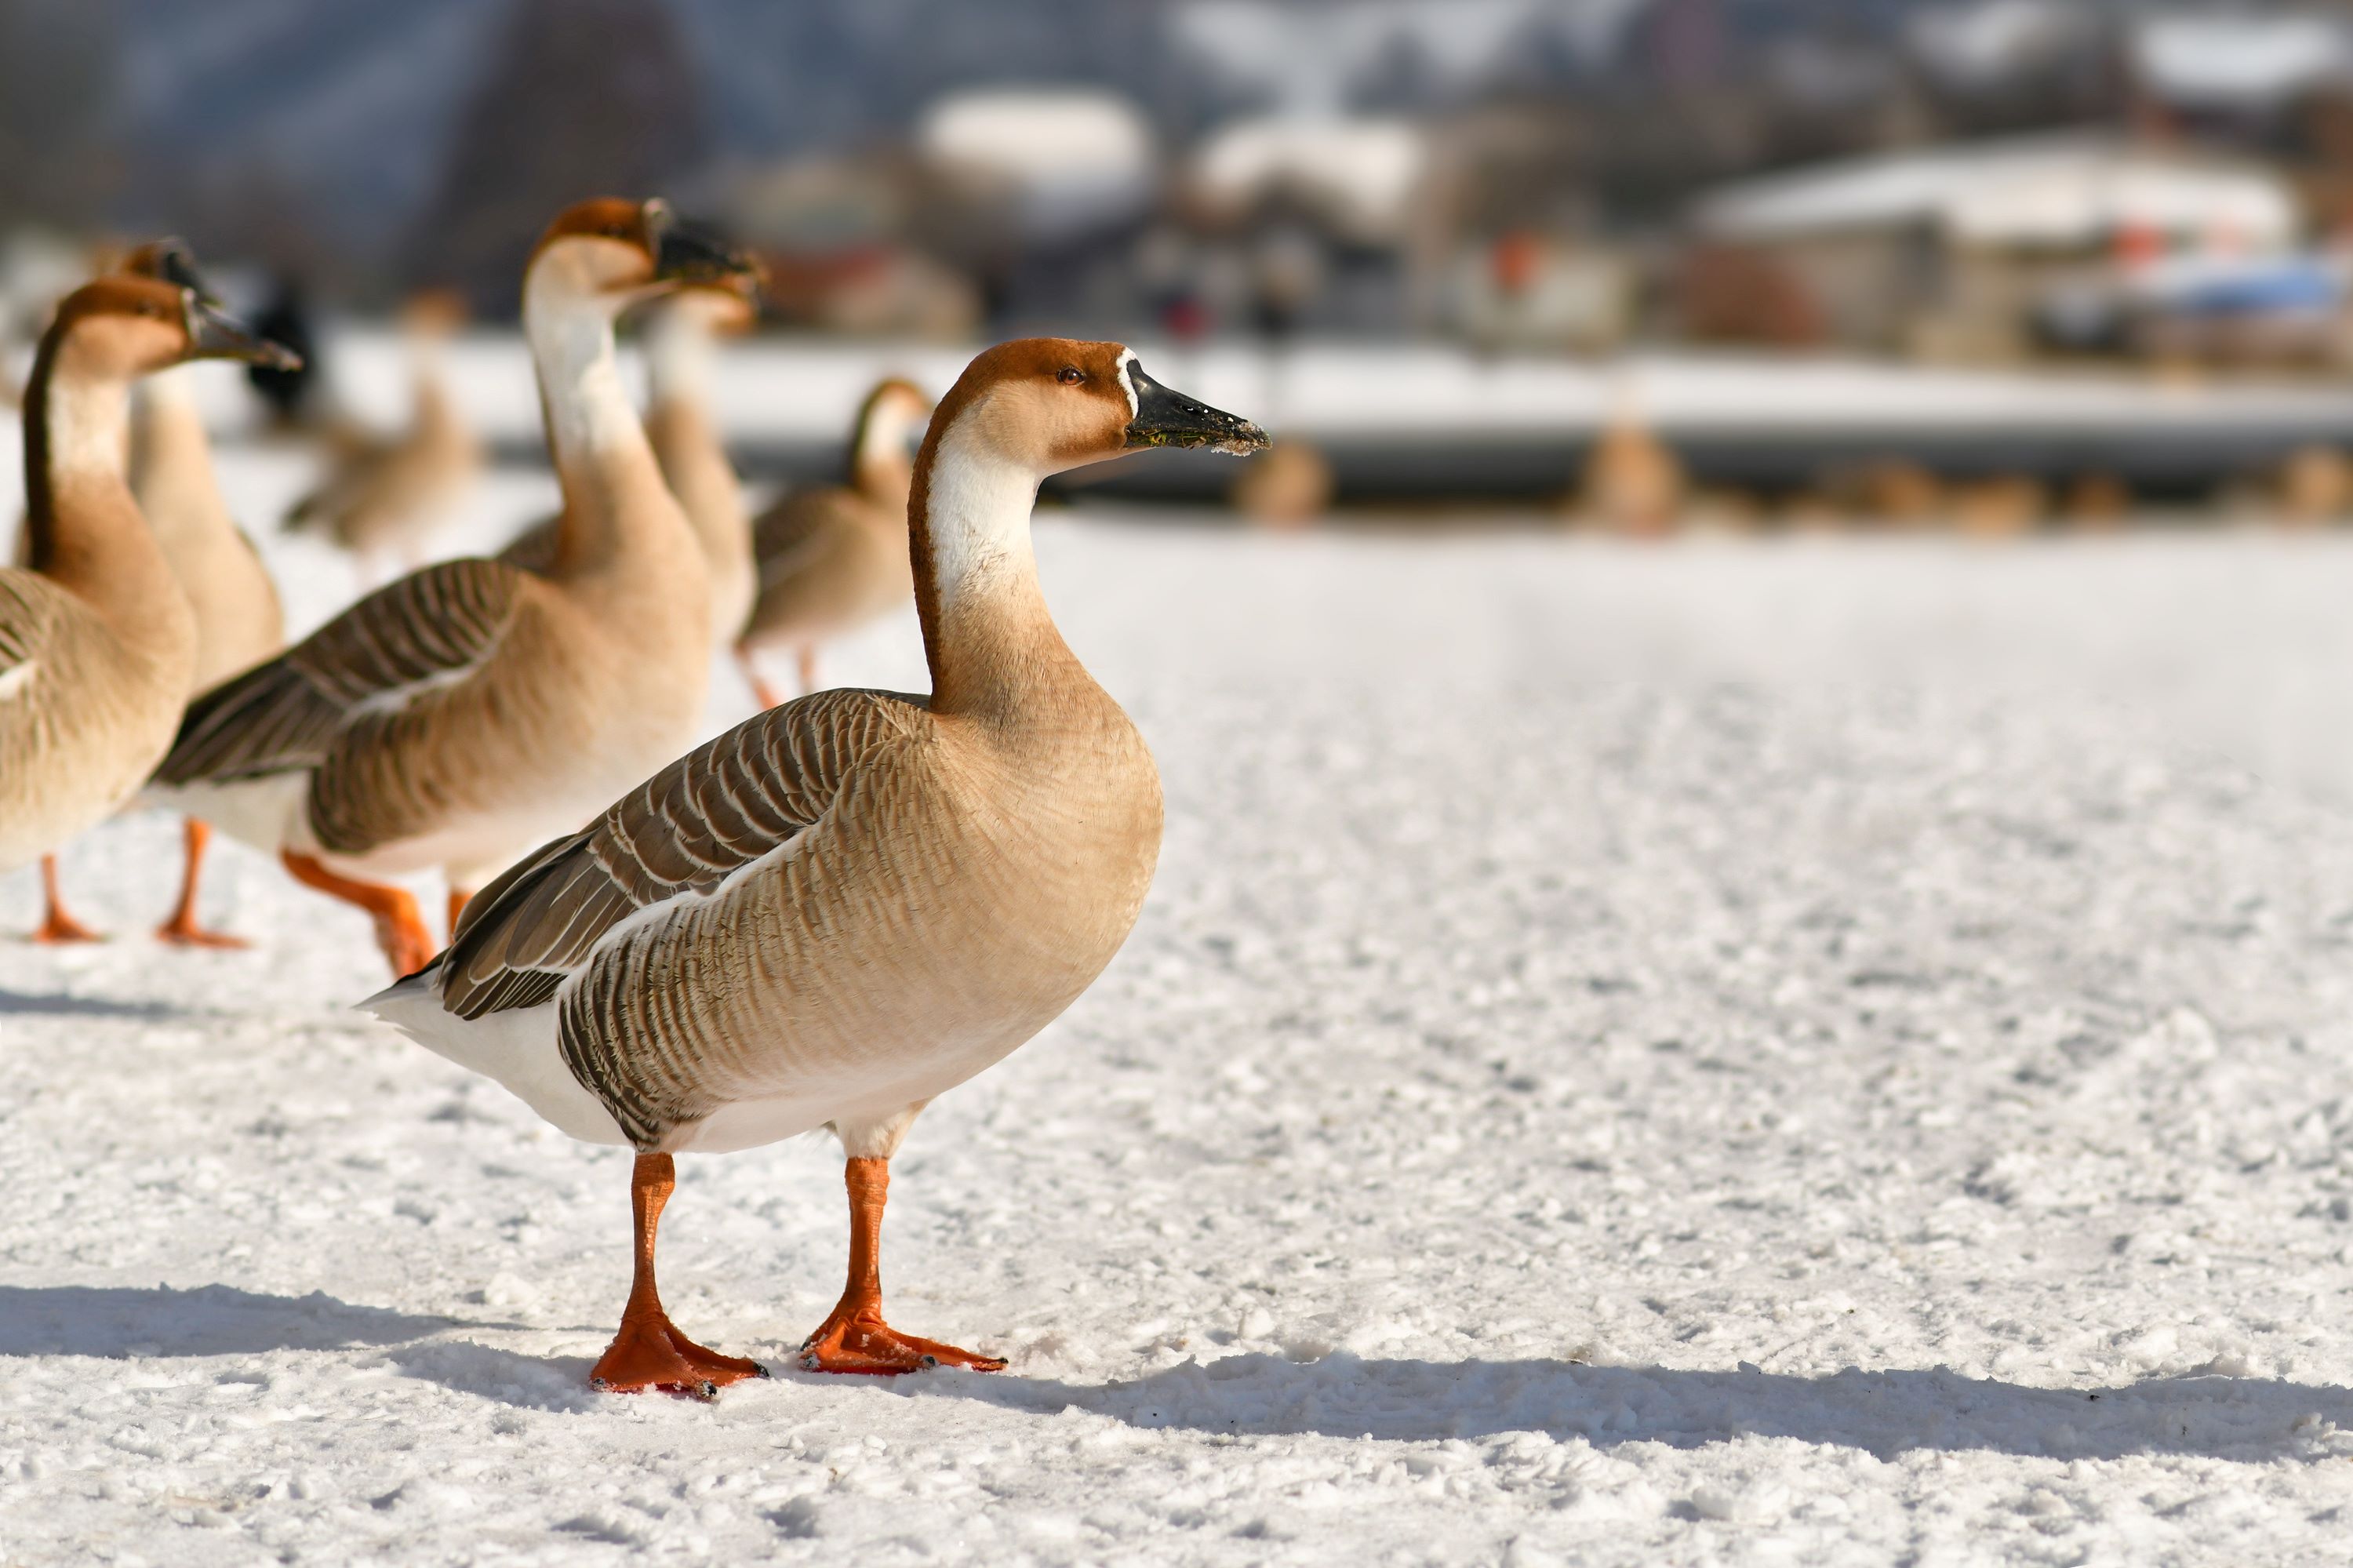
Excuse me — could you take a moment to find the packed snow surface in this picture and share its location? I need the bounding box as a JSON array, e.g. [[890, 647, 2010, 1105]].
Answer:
[[10, 467, 2353, 1563]]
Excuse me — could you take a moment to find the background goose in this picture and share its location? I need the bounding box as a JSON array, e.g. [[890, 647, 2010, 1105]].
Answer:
[[736, 377, 932, 706], [2, 274, 293, 935], [283, 290, 481, 588], [498, 285, 761, 655], [365, 338, 1266, 1396], [119, 240, 288, 946], [148, 198, 759, 977]]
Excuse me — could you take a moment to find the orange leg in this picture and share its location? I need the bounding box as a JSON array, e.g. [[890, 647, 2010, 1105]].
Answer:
[[799, 1156, 1006, 1375], [446, 886, 471, 940], [280, 850, 435, 977], [591, 1152, 769, 1398], [155, 819, 248, 948], [30, 855, 103, 943], [736, 645, 785, 710], [795, 646, 820, 697]]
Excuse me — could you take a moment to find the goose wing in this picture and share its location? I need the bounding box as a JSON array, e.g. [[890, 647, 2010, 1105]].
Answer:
[[433, 686, 921, 1020], [749, 489, 844, 588], [0, 570, 56, 704], [155, 557, 526, 784]]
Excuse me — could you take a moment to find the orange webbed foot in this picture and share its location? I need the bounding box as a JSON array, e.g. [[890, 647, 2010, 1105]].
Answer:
[[798, 1308, 1006, 1376], [591, 1315, 768, 1399], [155, 913, 249, 948], [29, 910, 104, 944]]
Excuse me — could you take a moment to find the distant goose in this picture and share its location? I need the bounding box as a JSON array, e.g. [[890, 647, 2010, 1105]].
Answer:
[[499, 285, 761, 651], [365, 340, 1266, 1396], [122, 241, 288, 946], [285, 290, 481, 586], [735, 377, 933, 707], [2, 273, 293, 933], [151, 199, 758, 975]]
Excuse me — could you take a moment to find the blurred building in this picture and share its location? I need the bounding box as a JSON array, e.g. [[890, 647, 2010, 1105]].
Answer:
[[1686, 133, 2313, 361]]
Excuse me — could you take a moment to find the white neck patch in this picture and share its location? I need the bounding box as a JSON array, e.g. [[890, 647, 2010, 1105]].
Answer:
[[922, 408, 1040, 617], [1111, 346, 1139, 419], [522, 271, 639, 464], [45, 373, 131, 481]]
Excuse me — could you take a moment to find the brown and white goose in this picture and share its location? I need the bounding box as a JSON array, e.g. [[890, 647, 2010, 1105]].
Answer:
[[2, 273, 292, 927], [499, 285, 760, 652], [284, 290, 481, 586], [149, 198, 758, 977], [735, 377, 932, 707], [364, 339, 1265, 1396], [122, 241, 288, 946]]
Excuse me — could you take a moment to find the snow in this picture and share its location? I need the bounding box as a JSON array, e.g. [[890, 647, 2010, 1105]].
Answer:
[[161, 329, 2353, 460], [12, 453, 2353, 1561]]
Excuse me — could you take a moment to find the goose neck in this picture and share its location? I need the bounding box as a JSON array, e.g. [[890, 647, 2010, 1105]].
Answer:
[[911, 427, 1078, 718], [21, 335, 190, 655]]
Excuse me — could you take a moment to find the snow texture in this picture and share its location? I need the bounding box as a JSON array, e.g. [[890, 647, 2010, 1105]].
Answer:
[[9, 457, 2353, 1563]]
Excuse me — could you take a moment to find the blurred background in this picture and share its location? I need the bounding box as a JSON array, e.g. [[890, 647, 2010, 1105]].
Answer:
[[13, 0, 2353, 524]]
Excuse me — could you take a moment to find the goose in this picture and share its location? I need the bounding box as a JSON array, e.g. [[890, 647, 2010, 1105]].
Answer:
[[363, 339, 1265, 1395], [149, 198, 759, 977], [123, 241, 288, 946], [2, 273, 293, 931], [498, 284, 761, 652], [284, 289, 480, 586], [735, 377, 933, 706]]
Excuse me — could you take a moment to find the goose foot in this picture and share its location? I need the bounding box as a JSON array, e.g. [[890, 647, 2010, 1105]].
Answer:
[[30, 857, 102, 943], [799, 1155, 1006, 1374], [798, 1308, 1006, 1376], [590, 1151, 768, 1399], [154, 914, 249, 949], [591, 1314, 769, 1399], [28, 909, 104, 944], [155, 820, 244, 947], [280, 852, 435, 977]]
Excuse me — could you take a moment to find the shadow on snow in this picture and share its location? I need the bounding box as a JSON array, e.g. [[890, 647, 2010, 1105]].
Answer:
[[891, 1352, 2352, 1462], [0, 1284, 469, 1358]]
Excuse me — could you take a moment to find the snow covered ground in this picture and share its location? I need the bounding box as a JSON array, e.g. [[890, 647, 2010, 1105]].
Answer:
[[11, 453, 2353, 1563]]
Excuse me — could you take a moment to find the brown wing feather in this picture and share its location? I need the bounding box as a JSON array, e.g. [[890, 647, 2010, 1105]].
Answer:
[[749, 489, 839, 588], [156, 557, 526, 784], [493, 511, 562, 575], [435, 686, 919, 1020]]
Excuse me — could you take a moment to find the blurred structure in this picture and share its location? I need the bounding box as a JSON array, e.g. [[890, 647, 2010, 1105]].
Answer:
[[406, 0, 706, 310], [1688, 134, 2311, 361]]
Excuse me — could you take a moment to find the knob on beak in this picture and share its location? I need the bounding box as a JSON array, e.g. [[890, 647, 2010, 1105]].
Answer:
[[646, 200, 763, 299], [184, 293, 302, 371], [1122, 358, 1269, 455]]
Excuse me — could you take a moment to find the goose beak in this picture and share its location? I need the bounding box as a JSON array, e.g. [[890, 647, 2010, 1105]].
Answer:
[[1123, 358, 1268, 455], [647, 203, 763, 299], [185, 293, 302, 370]]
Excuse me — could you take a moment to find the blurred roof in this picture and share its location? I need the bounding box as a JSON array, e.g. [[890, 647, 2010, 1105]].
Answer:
[[1695, 133, 2300, 250], [2132, 11, 2353, 111], [915, 88, 1157, 241], [1192, 116, 1431, 242]]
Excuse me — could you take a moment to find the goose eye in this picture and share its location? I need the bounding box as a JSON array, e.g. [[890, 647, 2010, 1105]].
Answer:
[[1057, 366, 1084, 385]]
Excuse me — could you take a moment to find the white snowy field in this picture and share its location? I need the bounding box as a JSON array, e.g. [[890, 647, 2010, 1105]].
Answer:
[[14, 457, 2353, 1563]]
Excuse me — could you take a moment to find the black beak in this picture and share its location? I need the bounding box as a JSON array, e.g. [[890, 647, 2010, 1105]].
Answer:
[[646, 201, 762, 298], [1124, 358, 1269, 455], [184, 292, 302, 370]]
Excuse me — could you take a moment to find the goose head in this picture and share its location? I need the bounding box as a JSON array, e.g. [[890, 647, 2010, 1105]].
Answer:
[[528, 197, 761, 318], [45, 272, 298, 380], [929, 338, 1266, 480]]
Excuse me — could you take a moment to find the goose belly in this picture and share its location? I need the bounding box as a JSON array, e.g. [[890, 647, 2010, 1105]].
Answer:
[[1, 659, 184, 875], [566, 762, 1162, 1154]]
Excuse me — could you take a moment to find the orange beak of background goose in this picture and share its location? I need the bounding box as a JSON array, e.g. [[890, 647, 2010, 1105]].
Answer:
[[1123, 357, 1269, 455]]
